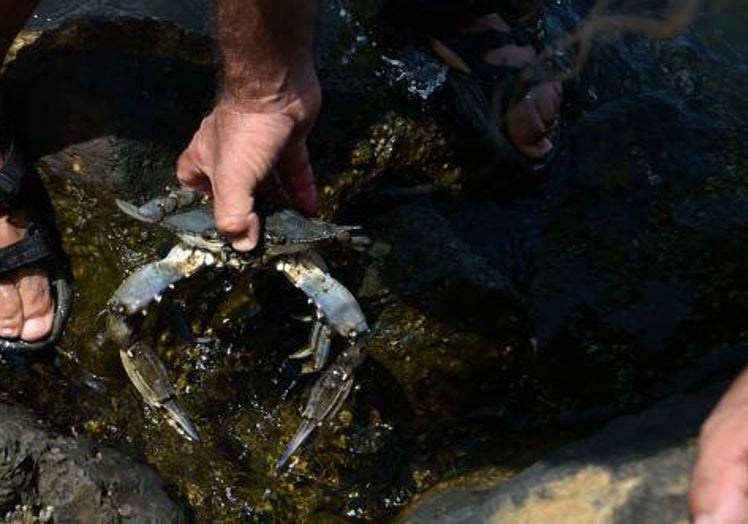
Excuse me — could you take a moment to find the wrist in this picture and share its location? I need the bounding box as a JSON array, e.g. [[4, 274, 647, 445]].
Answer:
[[218, 61, 321, 129], [221, 56, 317, 101], [215, 0, 318, 109]]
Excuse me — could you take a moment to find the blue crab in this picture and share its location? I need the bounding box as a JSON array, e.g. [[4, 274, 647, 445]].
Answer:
[[107, 188, 369, 467]]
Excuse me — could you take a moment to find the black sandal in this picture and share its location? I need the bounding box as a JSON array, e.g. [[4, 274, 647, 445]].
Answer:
[[382, 0, 526, 34], [383, 0, 563, 180], [0, 130, 73, 351], [433, 26, 562, 176]]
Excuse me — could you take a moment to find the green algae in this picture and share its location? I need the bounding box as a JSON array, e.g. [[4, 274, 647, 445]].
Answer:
[[0, 168, 548, 522]]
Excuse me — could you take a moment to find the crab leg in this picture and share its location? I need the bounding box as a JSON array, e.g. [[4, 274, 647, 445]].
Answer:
[[115, 188, 202, 224], [108, 244, 212, 443], [277, 340, 366, 470], [288, 315, 333, 374], [120, 342, 201, 442]]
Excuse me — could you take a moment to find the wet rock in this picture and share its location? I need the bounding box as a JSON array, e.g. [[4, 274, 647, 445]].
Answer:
[[373, 4, 748, 520], [369, 198, 544, 331], [4, 17, 215, 196], [516, 0, 748, 415], [399, 382, 725, 524], [0, 403, 186, 523], [529, 80, 748, 410], [28, 0, 211, 34]]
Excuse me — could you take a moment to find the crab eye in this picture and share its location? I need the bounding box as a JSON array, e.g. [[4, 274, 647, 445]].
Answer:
[[267, 232, 286, 244], [202, 229, 219, 240]]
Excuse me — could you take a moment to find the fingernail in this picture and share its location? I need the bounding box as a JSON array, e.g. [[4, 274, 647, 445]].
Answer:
[[231, 237, 257, 253], [694, 514, 719, 524]]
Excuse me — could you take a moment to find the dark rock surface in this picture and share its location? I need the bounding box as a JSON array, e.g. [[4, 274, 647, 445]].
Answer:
[[399, 381, 726, 524], [0, 403, 186, 523], [4, 18, 215, 196], [527, 43, 748, 418], [29, 0, 211, 34], [374, 3, 748, 520]]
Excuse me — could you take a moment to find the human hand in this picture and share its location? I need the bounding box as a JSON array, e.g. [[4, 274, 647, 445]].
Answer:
[[690, 369, 748, 524], [176, 68, 321, 251]]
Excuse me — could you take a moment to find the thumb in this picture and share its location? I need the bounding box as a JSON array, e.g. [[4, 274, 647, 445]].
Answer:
[[212, 158, 261, 252]]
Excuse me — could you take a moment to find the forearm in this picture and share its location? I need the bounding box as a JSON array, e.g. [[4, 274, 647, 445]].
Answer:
[[214, 0, 318, 104]]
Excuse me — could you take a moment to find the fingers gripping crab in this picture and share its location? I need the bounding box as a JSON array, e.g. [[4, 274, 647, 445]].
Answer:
[[106, 188, 369, 467]]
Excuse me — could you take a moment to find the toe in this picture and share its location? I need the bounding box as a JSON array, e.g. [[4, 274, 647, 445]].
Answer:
[[0, 279, 23, 339], [506, 95, 549, 156], [15, 268, 54, 342], [535, 82, 563, 127], [505, 82, 561, 160]]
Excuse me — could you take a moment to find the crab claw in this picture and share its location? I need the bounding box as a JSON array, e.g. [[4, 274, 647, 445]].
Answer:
[[120, 343, 201, 442], [109, 244, 215, 316], [116, 188, 202, 224], [276, 340, 366, 470], [276, 254, 369, 339], [162, 398, 202, 443]]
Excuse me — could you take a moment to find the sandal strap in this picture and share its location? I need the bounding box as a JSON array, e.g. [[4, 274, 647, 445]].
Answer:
[[440, 29, 525, 71], [452, 29, 525, 57], [383, 0, 516, 34], [0, 224, 53, 277], [436, 29, 536, 99]]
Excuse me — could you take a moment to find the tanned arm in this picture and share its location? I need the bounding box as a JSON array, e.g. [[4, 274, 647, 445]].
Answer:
[[217, 0, 317, 102], [177, 0, 321, 251]]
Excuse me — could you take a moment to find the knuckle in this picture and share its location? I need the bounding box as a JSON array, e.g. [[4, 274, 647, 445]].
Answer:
[[176, 153, 198, 177], [175, 167, 192, 184], [695, 411, 737, 455]]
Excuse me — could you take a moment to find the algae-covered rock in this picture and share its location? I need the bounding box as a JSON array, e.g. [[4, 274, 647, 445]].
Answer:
[[0, 403, 186, 523], [4, 17, 215, 196], [400, 381, 726, 524]]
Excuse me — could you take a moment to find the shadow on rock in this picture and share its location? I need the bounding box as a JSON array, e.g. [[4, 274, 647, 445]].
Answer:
[[4, 17, 215, 196]]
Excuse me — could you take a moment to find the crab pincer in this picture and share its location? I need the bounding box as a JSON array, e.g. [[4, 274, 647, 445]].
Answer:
[[276, 253, 369, 338], [288, 316, 333, 374], [120, 342, 201, 442], [274, 254, 370, 469], [277, 340, 366, 470]]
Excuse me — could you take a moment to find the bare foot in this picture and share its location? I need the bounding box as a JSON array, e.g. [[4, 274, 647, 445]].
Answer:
[[0, 158, 54, 342], [438, 13, 563, 161]]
